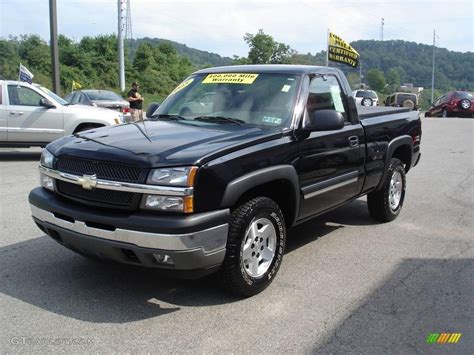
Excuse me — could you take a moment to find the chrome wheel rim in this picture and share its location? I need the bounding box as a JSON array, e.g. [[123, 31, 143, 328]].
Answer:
[[389, 171, 403, 210], [362, 99, 371, 106], [461, 101, 470, 109], [241, 217, 276, 278]]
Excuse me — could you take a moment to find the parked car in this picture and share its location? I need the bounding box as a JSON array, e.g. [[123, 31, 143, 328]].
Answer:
[[352, 89, 379, 106], [29, 65, 421, 297], [425, 91, 474, 117], [64, 89, 131, 120], [385, 92, 418, 110], [0, 80, 125, 147]]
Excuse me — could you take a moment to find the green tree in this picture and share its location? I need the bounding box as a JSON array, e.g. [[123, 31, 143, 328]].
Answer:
[[366, 69, 386, 92], [243, 29, 293, 64], [386, 68, 403, 92], [346, 73, 361, 90]]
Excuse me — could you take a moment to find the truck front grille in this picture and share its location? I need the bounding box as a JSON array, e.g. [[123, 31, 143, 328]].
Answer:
[[57, 156, 143, 183], [57, 180, 137, 208]]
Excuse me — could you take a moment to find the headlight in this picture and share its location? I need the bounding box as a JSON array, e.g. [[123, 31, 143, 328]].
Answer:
[[141, 195, 193, 213], [147, 166, 197, 187], [40, 149, 55, 168], [143, 166, 197, 213]]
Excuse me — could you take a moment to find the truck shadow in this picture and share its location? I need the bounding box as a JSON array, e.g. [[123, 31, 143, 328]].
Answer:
[[313, 257, 473, 354], [0, 199, 375, 324], [0, 150, 42, 161]]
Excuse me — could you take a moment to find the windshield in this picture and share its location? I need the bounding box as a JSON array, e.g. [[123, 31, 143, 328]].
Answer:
[[38, 86, 68, 105], [152, 73, 301, 128], [85, 90, 123, 101]]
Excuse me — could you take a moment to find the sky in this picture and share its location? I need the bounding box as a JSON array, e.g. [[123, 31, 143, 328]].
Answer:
[[0, 0, 473, 57]]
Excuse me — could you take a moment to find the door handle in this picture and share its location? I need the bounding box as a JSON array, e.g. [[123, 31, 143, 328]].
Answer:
[[9, 111, 24, 115], [348, 136, 359, 147]]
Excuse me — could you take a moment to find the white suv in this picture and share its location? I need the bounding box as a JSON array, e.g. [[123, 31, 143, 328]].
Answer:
[[0, 80, 125, 147], [352, 90, 379, 107]]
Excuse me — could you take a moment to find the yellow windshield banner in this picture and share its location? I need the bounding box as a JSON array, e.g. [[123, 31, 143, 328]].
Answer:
[[202, 73, 259, 84], [170, 78, 194, 95], [328, 32, 360, 68]]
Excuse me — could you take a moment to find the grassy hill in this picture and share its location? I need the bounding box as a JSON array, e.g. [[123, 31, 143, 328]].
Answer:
[[127, 37, 233, 68]]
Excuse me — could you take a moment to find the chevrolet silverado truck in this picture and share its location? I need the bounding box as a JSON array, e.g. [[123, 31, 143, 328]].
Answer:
[[0, 80, 125, 147], [29, 65, 421, 297]]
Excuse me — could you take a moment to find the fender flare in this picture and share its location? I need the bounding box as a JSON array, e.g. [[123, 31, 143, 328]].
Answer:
[[221, 165, 300, 226], [376, 135, 413, 190]]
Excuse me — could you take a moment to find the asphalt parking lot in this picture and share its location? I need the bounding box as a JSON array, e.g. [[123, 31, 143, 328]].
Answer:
[[0, 117, 472, 353]]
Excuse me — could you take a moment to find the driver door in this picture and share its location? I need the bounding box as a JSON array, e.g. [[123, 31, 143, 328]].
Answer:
[[6, 84, 64, 143]]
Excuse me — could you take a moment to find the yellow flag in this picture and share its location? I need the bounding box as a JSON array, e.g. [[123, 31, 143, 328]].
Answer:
[[328, 32, 360, 68], [72, 80, 82, 90]]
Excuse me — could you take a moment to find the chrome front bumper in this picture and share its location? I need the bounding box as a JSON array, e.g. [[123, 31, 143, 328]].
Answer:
[[30, 205, 228, 252], [29, 187, 229, 272]]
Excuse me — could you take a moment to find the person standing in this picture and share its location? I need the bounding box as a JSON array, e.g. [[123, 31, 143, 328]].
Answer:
[[127, 82, 144, 121]]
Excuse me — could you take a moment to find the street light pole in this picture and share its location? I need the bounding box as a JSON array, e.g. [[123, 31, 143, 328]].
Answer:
[[49, 0, 60, 94], [431, 29, 436, 104]]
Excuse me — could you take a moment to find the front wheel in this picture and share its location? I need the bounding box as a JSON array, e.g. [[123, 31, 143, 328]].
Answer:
[[367, 158, 406, 222], [219, 197, 286, 297]]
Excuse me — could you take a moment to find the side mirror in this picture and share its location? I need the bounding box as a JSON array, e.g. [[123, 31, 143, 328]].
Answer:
[[146, 102, 161, 119], [39, 98, 56, 109], [304, 110, 345, 132]]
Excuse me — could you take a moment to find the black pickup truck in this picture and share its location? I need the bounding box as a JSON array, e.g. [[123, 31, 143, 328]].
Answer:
[[29, 65, 421, 297]]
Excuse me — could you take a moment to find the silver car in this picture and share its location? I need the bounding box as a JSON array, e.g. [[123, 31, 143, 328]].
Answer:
[[64, 90, 131, 120], [0, 81, 125, 147]]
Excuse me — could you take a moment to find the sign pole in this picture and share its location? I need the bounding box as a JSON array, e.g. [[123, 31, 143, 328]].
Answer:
[[326, 29, 329, 67]]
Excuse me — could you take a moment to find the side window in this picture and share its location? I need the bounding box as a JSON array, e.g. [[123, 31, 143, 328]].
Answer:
[[8, 85, 43, 106], [307, 75, 347, 119], [70, 93, 81, 104]]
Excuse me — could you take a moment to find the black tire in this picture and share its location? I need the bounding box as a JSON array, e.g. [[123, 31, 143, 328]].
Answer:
[[362, 97, 373, 107], [424, 111, 431, 117], [367, 158, 406, 222], [459, 99, 471, 110], [441, 109, 448, 118], [219, 197, 286, 297]]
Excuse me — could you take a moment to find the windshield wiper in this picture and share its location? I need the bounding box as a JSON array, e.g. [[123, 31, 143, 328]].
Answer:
[[194, 116, 245, 126], [151, 114, 186, 121]]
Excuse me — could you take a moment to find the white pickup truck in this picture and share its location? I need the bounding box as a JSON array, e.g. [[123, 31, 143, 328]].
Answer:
[[0, 80, 124, 147]]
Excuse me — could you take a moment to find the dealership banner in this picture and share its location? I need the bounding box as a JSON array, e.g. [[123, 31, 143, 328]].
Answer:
[[327, 32, 360, 68]]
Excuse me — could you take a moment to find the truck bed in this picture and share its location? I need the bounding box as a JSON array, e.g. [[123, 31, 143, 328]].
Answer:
[[357, 106, 414, 119]]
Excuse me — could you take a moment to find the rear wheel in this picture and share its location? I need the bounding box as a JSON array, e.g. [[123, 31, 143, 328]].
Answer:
[[362, 98, 373, 106], [219, 197, 286, 297], [402, 99, 415, 110], [367, 158, 406, 222]]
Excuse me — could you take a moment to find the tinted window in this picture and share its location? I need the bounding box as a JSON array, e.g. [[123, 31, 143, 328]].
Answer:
[[308, 75, 347, 119], [84, 90, 122, 101], [453, 92, 472, 99], [397, 94, 416, 103], [355, 90, 377, 99], [8, 85, 43, 106]]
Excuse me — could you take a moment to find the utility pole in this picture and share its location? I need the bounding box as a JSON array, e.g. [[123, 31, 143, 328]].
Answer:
[[431, 29, 436, 104], [118, 0, 126, 92], [380, 18, 384, 41], [49, 0, 60, 94], [359, 60, 363, 88]]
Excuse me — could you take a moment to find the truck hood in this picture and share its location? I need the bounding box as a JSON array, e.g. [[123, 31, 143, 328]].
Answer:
[[47, 120, 282, 168]]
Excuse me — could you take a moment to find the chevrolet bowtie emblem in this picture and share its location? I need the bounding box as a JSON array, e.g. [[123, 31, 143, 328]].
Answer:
[[77, 174, 98, 190]]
